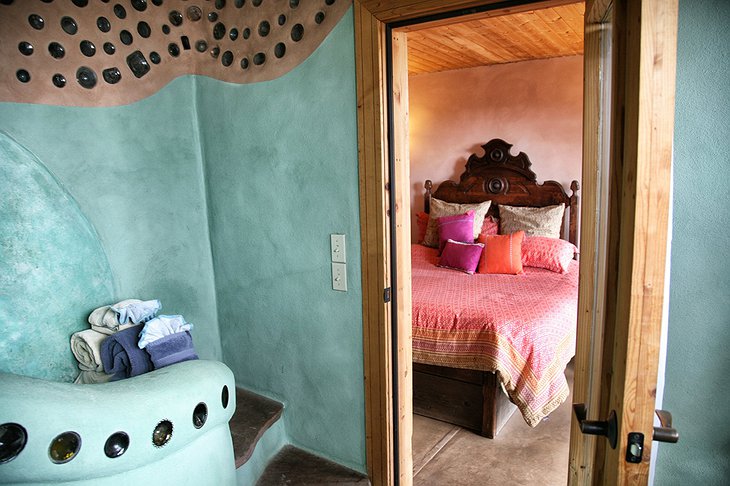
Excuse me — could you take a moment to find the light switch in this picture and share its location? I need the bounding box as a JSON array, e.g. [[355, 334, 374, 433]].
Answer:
[[331, 234, 346, 263], [332, 262, 347, 292]]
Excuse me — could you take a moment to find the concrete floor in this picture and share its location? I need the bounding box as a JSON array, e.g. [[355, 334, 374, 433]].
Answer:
[[412, 364, 574, 486]]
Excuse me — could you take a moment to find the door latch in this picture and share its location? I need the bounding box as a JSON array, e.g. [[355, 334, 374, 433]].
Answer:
[[626, 432, 644, 463]]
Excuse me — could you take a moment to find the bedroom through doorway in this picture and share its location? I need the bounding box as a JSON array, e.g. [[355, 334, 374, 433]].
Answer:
[[398, 3, 586, 484]]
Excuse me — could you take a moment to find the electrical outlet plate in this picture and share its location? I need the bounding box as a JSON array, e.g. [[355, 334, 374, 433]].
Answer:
[[331, 234, 346, 263], [332, 262, 347, 291]]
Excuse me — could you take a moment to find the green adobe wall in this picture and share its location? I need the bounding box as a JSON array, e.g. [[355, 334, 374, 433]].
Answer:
[[0, 77, 223, 368], [0, 132, 114, 381], [0, 8, 365, 473], [655, 0, 730, 483], [196, 9, 366, 473]]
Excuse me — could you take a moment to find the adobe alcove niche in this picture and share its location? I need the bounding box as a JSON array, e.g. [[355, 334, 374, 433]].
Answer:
[[0, 0, 350, 106]]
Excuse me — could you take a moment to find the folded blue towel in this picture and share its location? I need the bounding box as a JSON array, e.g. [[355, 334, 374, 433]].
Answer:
[[145, 331, 198, 370], [111, 299, 161, 325], [138, 315, 193, 349], [100, 324, 153, 381]]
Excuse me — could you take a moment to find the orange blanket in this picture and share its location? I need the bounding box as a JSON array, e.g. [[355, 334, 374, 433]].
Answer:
[[411, 244, 579, 426]]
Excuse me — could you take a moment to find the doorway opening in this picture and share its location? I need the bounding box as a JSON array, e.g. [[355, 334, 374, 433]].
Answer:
[[390, 3, 586, 484]]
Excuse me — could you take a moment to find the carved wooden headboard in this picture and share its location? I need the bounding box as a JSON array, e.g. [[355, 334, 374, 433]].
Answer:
[[425, 138, 580, 245]]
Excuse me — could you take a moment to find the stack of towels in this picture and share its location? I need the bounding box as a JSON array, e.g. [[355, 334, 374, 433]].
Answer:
[[70, 299, 198, 384]]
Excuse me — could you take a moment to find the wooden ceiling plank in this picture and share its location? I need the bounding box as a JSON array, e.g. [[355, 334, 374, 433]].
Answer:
[[510, 12, 567, 56], [415, 29, 496, 66], [406, 49, 460, 72], [533, 8, 584, 55], [447, 22, 516, 62], [406, 41, 470, 72], [558, 4, 587, 39], [492, 14, 554, 58], [469, 18, 534, 59], [402, 1, 586, 75], [441, 30, 509, 64]]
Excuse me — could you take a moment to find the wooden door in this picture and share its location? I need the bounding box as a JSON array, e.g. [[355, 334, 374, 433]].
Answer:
[[568, 0, 678, 484], [354, 0, 678, 484]]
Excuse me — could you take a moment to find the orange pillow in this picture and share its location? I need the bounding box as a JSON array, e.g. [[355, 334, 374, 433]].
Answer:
[[478, 231, 525, 274]]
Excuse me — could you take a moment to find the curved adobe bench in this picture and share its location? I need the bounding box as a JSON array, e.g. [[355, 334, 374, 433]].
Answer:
[[0, 360, 236, 486]]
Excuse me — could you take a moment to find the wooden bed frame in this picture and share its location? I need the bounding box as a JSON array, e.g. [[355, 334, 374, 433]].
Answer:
[[414, 138, 580, 438]]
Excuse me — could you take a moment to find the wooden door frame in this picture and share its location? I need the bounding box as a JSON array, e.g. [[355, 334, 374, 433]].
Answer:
[[354, 0, 677, 486], [355, 2, 595, 485], [580, 0, 677, 484]]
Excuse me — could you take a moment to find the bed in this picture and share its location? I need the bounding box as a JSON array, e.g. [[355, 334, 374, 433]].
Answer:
[[412, 138, 580, 438]]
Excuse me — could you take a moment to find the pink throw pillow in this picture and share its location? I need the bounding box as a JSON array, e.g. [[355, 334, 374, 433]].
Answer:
[[521, 236, 578, 273], [438, 240, 485, 274], [438, 210, 475, 253], [415, 211, 429, 243], [480, 215, 500, 237]]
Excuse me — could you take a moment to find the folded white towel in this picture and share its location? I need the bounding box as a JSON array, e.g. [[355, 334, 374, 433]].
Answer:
[[70, 329, 108, 372], [74, 370, 113, 385], [88, 299, 141, 335]]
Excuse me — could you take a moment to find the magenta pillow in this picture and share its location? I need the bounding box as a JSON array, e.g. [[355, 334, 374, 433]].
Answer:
[[521, 236, 578, 273], [438, 239, 485, 274], [438, 210, 475, 253]]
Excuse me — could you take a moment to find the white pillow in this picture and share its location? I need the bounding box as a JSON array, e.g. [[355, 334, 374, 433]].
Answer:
[[422, 198, 492, 248], [498, 203, 565, 239]]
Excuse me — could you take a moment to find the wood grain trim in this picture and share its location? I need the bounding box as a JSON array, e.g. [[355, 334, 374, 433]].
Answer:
[[354, 3, 392, 485], [568, 3, 609, 483], [603, 0, 677, 483], [361, 0, 579, 23], [390, 29, 414, 486], [397, 0, 581, 32]]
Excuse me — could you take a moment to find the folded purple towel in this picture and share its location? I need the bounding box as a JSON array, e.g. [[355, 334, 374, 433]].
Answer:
[[100, 324, 153, 381], [145, 331, 198, 369]]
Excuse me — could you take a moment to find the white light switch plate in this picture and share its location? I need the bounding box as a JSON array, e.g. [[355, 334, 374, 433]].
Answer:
[[331, 234, 346, 263], [332, 262, 347, 291]]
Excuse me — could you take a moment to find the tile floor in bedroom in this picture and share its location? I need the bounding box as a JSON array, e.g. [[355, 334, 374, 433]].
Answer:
[[412, 364, 574, 486]]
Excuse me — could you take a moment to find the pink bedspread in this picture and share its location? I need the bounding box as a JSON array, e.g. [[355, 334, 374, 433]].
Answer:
[[411, 244, 579, 426]]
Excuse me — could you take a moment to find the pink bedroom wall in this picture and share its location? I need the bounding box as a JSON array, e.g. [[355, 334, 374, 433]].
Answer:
[[408, 55, 584, 242]]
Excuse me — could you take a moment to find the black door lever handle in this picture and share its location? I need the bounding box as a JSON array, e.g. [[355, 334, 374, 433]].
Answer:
[[573, 403, 618, 449]]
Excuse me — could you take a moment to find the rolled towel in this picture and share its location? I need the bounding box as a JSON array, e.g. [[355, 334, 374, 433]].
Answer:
[[88, 299, 141, 335], [111, 299, 161, 325], [70, 329, 107, 372], [138, 315, 194, 349], [74, 370, 113, 385], [145, 331, 198, 370], [100, 324, 153, 381]]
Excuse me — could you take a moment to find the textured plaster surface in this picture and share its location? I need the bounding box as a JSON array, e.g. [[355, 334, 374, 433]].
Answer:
[[0, 77, 223, 364], [0, 0, 352, 106], [0, 7, 365, 476], [0, 132, 113, 382], [197, 8, 366, 473], [655, 0, 730, 483], [408, 56, 583, 240], [0, 360, 236, 485]]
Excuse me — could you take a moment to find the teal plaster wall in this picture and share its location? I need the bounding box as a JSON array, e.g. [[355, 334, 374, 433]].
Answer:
[[196, 9, 366, 472], [0, 132, 114, 381], [0, 77, 223, 365], [655, 1, 730, 483]]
